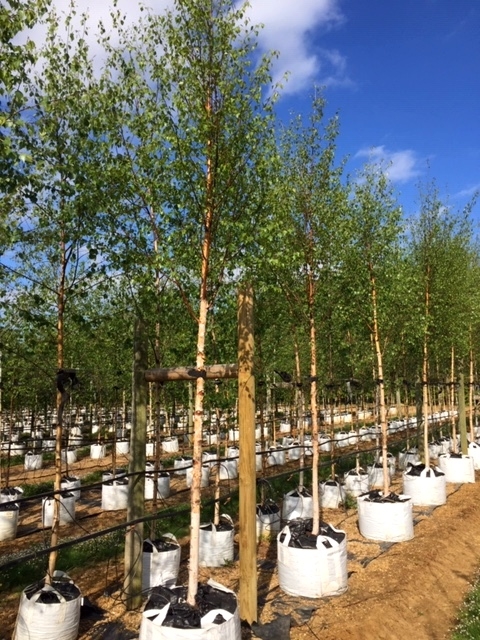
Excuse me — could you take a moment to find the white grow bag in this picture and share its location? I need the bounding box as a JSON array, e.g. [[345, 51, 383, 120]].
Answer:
[[0, 486, 23, 504], [13, 571, 81, 640], [468, 442, 480, 470], [277, 523, 348, 598], [378, 453, 396, 476], [398, 449, 420, 469], [24, 452, 43, 471], [145, 473, 171, 500], [256, 502, 281, 541], [334, 431, 350, 448], [403, 466, 446, 505], [438, 453, 475, 483], [61, 449, 77, 465], [0, 502, 19, 541], [174, 457, 192, 475], [228, 429, 240, 442], [347, 431, 358, 445], [267, 446, 285, 466], [10, 442, 26, 456], [319, 435, 331, 453], [319, 481, 346, 508], [102, 469, 126, 482], [438, 438, 451, 455], [303, 439, 313, 456], [90, 443, 106, 459], [357, 493, 414, 542], [139, 580, 240, 640], [42, 493, 76, 527], [288, 441, 302, 461], [202, 451, 217, 468], [199, 515, 234, 567], [255, 445, 263, 471], [146, 442, 156, 457], [101, 478, 129, 510], [428, 442, 441, 459], [344, 469, 369, 497], [42, 439, 56, 452], [359, 427, 371, 442], [367, 464, 385, 487], [162, 438, 179, 454], [186, 464, 210, 488], [282, 489, 313, 522], [115, 440, 130, 455], [142, 534, 181, 592], [219, 459, 238, 481], [61, 475, 81, 501], [226, 446, 239, 460], [203, 432, 218, 446]]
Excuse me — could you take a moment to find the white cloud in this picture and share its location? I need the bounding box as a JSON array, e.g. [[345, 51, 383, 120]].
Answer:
[[455, 183, 480, 199], [16, 0, 348, 95], [355, 145, 421, 183], [240, 0, 347, 93]]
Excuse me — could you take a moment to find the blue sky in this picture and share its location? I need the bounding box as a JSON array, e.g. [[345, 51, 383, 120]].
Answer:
[[254, 0, 480, 219], [24, 0, 480, 220]]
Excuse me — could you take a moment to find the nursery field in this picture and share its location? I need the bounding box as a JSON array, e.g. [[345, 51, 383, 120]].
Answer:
[[1, 430, 479, 640]]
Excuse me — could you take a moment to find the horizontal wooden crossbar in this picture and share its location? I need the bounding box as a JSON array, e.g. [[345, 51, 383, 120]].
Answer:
[[144, 363, 238, 382]]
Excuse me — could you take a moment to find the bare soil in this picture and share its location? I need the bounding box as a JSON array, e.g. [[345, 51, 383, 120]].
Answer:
[[1, 449, 480, 640]]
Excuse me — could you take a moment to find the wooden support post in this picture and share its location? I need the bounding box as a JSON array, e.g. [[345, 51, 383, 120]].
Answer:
[[124, 318, 148, 610], [238, 285, 257, 624], [145, 364, 238, 383]]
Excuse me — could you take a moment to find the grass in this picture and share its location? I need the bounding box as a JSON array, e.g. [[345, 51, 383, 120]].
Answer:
[[0, 530, 126, 593], [451, 573, 480, 639], [21, 480, 54, 497]]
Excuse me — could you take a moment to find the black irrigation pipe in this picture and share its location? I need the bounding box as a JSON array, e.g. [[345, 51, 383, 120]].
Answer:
[[0, 420, 449, 569], [0, 495, 218, 572], [4, 419, 446, 505], [4, 469, 196, 507]]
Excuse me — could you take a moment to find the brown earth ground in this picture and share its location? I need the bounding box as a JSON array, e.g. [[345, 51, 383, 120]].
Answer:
[[1, 447, 480, 639]]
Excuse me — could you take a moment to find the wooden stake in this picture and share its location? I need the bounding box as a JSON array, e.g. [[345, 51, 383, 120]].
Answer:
[[145, 364, 238, 382], [124, 318, 148, 610], [238, 285, 257, 624]]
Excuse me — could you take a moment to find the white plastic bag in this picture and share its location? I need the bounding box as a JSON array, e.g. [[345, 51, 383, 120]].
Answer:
[[142, 534, 181, 591], [277, 523, 348, 598], [199, 515, 234, 567], [13, 571, 81, 640], [138, 580, 240, 640]]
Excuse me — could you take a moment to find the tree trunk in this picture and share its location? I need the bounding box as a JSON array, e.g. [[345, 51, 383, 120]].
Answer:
[[308, 268, 320, 536], [124, 318, 147, 609], [294, 333, 305, 489], [422, 277, 431, 469], [187, 91, 214, 606], [450, 346, 457, 453], [469, 344, 474, 441], [369, 270, 389, 496]]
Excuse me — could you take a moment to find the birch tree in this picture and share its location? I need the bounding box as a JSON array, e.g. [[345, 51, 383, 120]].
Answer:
[[274, 95, 347, 533], [98, 0, 278, 604], [2, 5, 105, 582], [346, 167, 403, 495]]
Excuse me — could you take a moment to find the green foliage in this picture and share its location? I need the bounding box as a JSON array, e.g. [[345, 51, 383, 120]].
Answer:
[[20, 480, 54, 497], [0, 0, 50, 201], [0, 530, 125, 593], [406, 179, 478, 373], [451, 573, 480, 640]]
